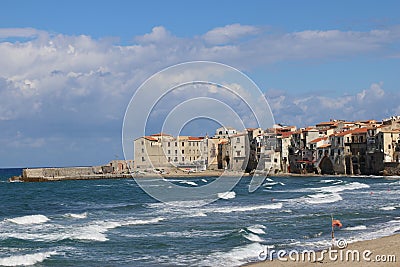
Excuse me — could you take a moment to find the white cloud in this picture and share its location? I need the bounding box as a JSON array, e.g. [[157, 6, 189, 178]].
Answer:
[[0, 27, 47, 39], [203, 24, 260, 44], [266, 82, 398, 126]]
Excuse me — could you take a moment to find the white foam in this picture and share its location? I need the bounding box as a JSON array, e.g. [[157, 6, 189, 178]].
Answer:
[[0, 251, 57, 266], [263, 182, 278, 186], [201, 243, 264, 267], [314, 182, 370, 193], [305, 193, 343, 204], [380, 206, 396, 211], [179, 181, 198, 186], [209, 203, 282, 213], [201, 179, 207, 183], [266, 178, 274, 182], [7, 215, 49, 225], [78, 217, 165, 242], [350, 219, 400, 243], [244, 233, 264, 242], [64, 212, 87, 219], [218, 191, 236, 200], [344, 225, 367, 231], [247, 224, 266, 234]]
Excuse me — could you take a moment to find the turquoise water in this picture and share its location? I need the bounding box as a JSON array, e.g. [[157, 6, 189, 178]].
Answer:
[[0, 169, 399, 266]]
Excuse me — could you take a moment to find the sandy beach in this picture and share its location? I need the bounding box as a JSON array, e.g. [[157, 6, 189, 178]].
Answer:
[[248, 234, 399, 267]]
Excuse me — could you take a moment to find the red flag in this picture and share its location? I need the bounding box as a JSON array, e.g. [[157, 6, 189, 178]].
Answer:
[[332, 219, 342, 228]]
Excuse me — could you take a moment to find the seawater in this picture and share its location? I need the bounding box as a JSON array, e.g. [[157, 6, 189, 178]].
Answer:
[[0, 169, 399, 266]]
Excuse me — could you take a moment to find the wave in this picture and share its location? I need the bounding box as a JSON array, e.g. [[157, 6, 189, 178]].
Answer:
[[0, 251, 57, 266], [243, 232, 264, 242], [218, 191, 236, 200], [179, 181, 198, 186], [305, 193, 343, 204], [247, 224, 266, 235], [349, 219, 400, 243], [344, 225, 367, 231], [314, 182, 370, 194], [209, 203, 282, 213], [201, 179, 207, 183], [64, 212, 87, 219], [380, 206, 396, 211], [74, 217, 165, 242], [200, 242, 265, 267], [6, 215, 49, 225]]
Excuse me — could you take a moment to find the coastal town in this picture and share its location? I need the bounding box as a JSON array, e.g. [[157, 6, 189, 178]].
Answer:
[[134, 115, 400, 176], [12, 115, 400, 182]]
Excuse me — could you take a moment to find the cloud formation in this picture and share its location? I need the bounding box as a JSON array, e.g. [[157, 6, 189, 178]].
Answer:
[[266, 82, 399, 127], [0, 24, 399, 166]]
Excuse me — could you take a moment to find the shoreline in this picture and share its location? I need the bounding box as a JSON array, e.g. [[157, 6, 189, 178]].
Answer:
[[246, 234, 400, 267]]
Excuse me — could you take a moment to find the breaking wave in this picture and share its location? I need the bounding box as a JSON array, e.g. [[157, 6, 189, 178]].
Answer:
[[6, 215, 49, 225], [208, 203, 282, 213], [0, 251, 57, 266], [344, 225, 367, 231], [380, 206, 396, 211], [64, 212, 87, 219], [247, 224, 266, 235], [314, 182, 370, 193], [218, 191, 236, 200], [305, 193, 343, 204]]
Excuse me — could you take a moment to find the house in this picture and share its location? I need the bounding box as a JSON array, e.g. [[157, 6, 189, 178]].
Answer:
[[230, 133, 249, 171]]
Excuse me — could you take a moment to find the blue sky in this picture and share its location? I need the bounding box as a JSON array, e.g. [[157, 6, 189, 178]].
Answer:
[[1, 0, 400, 167]]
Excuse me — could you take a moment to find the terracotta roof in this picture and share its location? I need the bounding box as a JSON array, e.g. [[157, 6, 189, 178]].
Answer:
[[316, 121, 337, 126], [304, 127, 318, 132], [335, 127, 368, 137], [280, 131, 294, 138], [318, 144, 331, 148], [144, 136, 157, 141], [309, 137, 328, 143], [188, 136, 204, 141], [151, 132, 172, 137]]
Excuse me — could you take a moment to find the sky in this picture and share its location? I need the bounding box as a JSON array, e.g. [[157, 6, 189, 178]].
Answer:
[[1, 0, 400, 167]]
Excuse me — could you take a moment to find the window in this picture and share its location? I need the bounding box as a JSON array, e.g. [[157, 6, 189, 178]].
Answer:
[[141, 141, 144, 145], [141, 148, 144, 153], [168, 157, 171, 162], [175, 150, 178, 154], [175, 142, 177, 146], [236, 151, 241, 156], [168, 142, 170, 147], [236, 138, 240, 143], [389, 145, 392, 149], [174, 157, 178, 162], [190, 157, 192, 161], [168, 150, 170, 154], [182, 142, 184, 146], [182, 157, 185, 161], [274, 158, 278, 163], [182, 150, 185, 154], [141, 157, 145, 161]]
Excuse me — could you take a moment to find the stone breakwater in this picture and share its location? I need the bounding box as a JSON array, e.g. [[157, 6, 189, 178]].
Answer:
[[9, 166, 132, 182]]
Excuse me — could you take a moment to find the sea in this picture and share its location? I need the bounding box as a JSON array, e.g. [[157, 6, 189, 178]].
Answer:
[[0, 168, 399, 266]]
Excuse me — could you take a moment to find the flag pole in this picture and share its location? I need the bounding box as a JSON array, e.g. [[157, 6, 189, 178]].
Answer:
[[331, 214, 335, 249]]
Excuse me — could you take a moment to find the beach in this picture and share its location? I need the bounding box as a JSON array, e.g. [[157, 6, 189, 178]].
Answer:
[[249, 234, 399, 267]]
